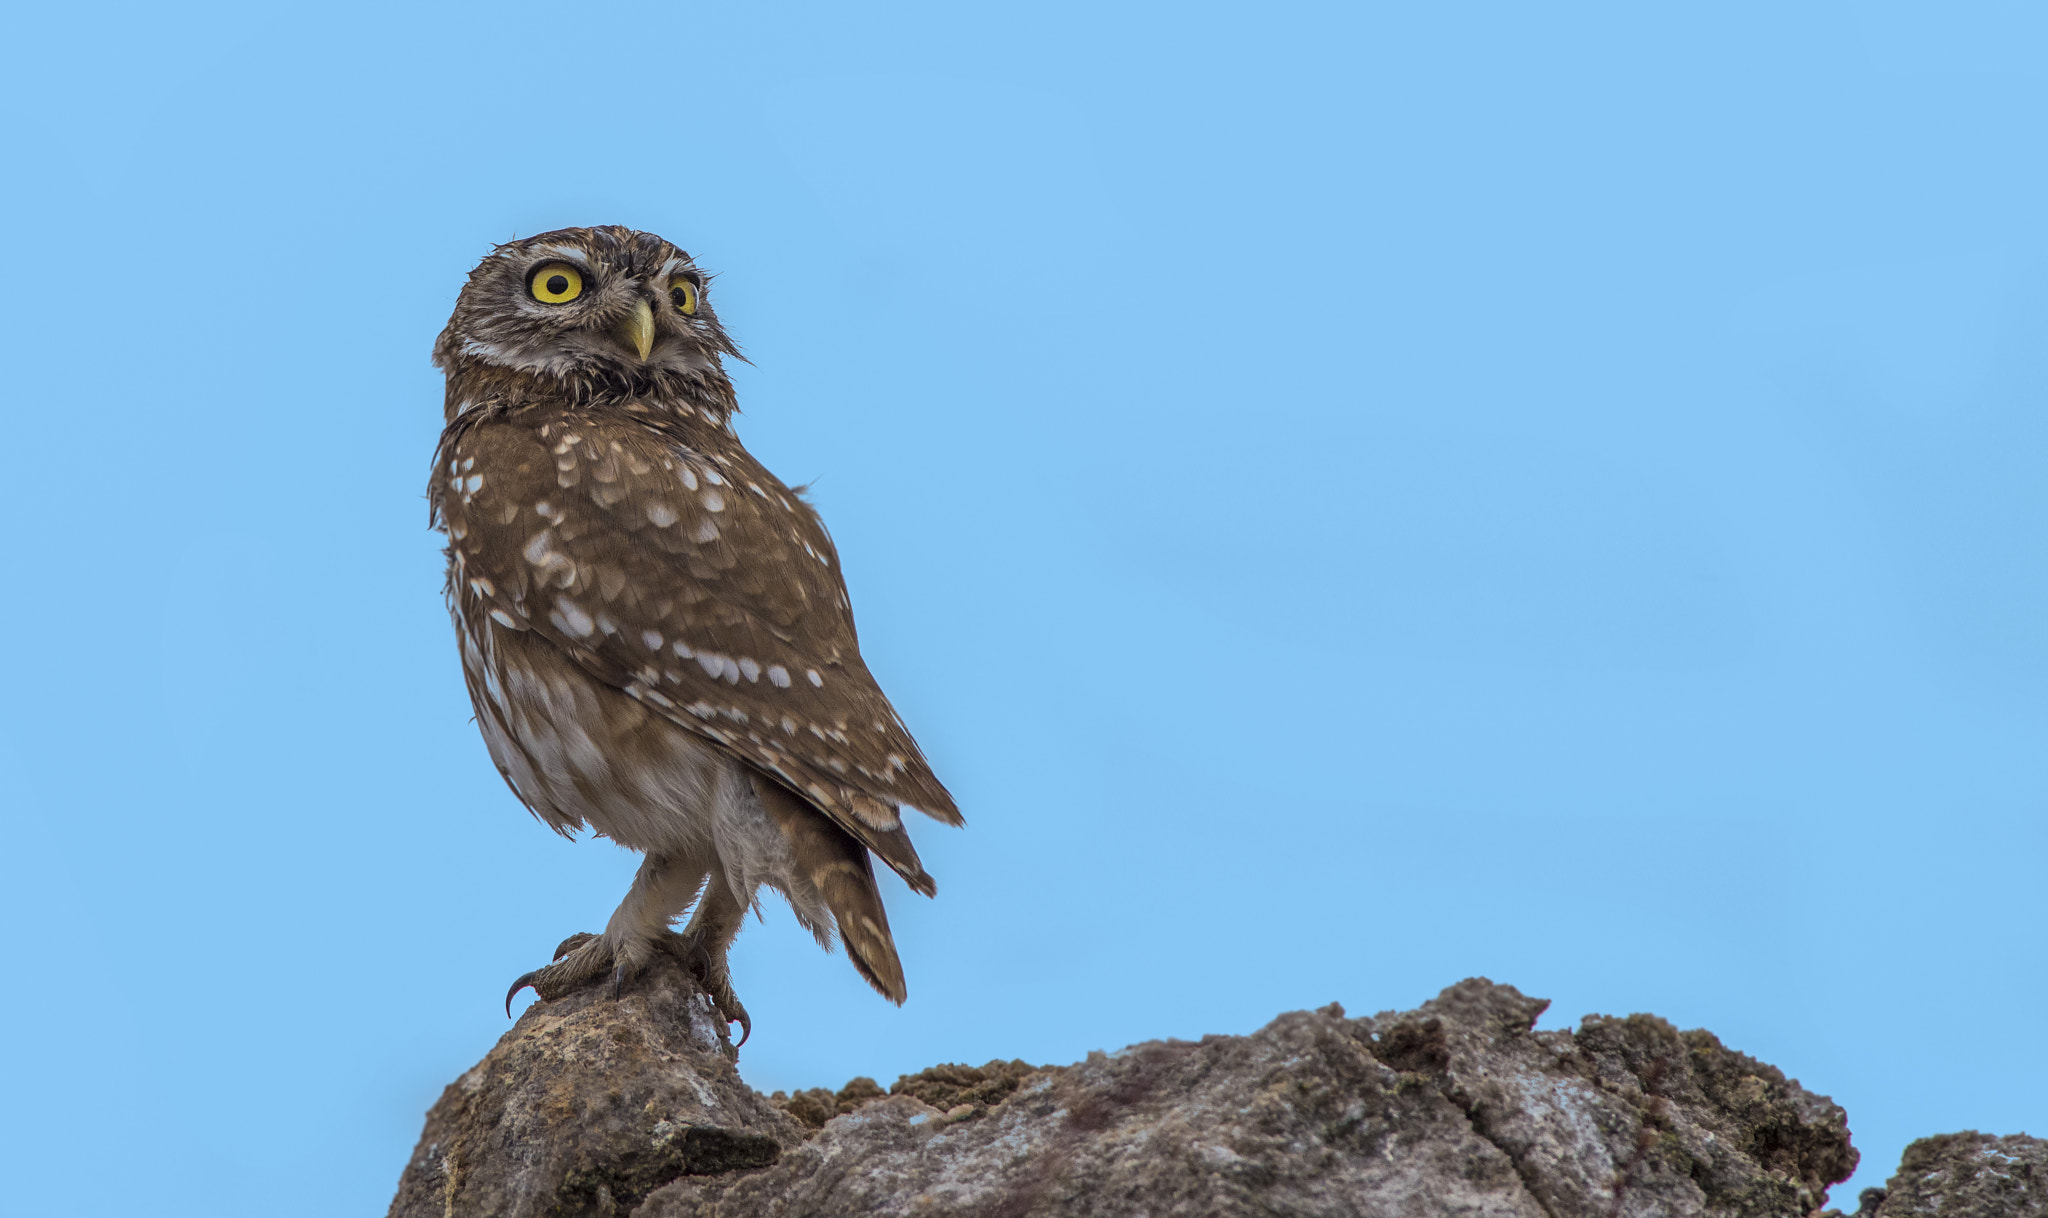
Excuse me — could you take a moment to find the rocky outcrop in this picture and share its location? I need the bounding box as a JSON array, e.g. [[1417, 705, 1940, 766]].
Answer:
[[1843, 1131, 2048, 1218], [389, 953, 1867, 1217], [386, 954, 803, 1218]]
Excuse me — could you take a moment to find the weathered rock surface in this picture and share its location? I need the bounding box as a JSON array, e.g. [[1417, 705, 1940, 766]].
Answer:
[[386, 954, 804, 1218], [642, 977, 1857, 1218], [1843, 1131, 2048, 1218], [390, 955, 1871, 1217]]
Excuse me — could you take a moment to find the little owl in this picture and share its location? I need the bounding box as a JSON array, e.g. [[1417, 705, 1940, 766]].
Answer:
[[428, 226, 960, 1043]]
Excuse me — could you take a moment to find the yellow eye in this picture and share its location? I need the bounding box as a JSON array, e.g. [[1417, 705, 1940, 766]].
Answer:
[[670, 278, 698, 315], [529, 262, 584, 304]]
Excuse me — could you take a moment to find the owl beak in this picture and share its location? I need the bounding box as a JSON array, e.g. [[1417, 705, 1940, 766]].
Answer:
[[612, 298, 656, 362]]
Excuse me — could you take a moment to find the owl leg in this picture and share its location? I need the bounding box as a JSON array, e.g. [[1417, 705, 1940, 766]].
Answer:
[[665, 878, 751, 1046], [504, 852, 710, 1015]]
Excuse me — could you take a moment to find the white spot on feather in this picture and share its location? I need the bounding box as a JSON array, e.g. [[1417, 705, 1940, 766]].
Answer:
[[692, 519, 720, 542], [700, 490, 725, 512], [642, 630, 663, 650], [766, 665, 790, 688], [806, 669, 823, 687], [646, 502, 678, 528], [550, 599, 594, 638], [738, 658, 760, 682]]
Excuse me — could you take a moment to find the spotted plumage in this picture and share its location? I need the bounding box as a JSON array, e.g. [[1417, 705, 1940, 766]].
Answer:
[[429, 226, 959, 1039]]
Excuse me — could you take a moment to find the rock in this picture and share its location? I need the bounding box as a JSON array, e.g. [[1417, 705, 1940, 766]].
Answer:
[[1845, 1131, 2048, 1218], [388, 965, 1861, 1217], [768, 1059, 1041, 1131], [385, 951, 806, 1218]]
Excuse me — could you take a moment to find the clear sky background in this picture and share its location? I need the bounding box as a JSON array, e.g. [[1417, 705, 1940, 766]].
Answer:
[[2, 3, 2042, 1213]]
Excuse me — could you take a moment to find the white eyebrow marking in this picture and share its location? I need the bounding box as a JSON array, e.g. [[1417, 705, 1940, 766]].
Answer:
[[533, 244, 590, 264]]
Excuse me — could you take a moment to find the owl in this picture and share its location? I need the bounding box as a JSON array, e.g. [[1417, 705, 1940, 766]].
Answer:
[[428, 226, 961, 1043]]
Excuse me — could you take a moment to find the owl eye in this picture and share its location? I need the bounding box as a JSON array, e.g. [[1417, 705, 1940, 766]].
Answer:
[[670, 279, 698, 316], [529, 263, 584, 304]]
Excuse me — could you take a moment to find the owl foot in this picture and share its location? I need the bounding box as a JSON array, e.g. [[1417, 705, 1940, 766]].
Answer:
[[502, 931, 750, 1052], [504, 932, 615, 1016], [663, 932, 752, 1049]]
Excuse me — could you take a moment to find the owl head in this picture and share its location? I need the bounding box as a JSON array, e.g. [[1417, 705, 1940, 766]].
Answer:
[[434, 226, 740, 389]]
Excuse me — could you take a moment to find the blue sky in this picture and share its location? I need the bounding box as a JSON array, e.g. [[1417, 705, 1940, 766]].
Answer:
[[2, 2, 2042, 1212]]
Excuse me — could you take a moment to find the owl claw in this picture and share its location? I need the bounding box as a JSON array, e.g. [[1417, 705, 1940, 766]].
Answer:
[[505, 971, 542, 1018], [504, 932, 616, 1016], [663, 933, 752, 1048], [553, 932, 598, 961]]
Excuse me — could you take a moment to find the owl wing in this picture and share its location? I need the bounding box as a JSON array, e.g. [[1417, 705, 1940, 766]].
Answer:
[[433, 407, 960, 895]]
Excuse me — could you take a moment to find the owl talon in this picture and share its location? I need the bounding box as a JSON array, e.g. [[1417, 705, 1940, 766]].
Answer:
[[504, 935, 618, 1016], [553, 932, 598, 961], [505, 971, 542, 1018], [661, 931, 751, 1046]]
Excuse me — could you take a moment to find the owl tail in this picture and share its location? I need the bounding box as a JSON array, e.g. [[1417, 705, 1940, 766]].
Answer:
[[749, 773, 910, 1005]]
